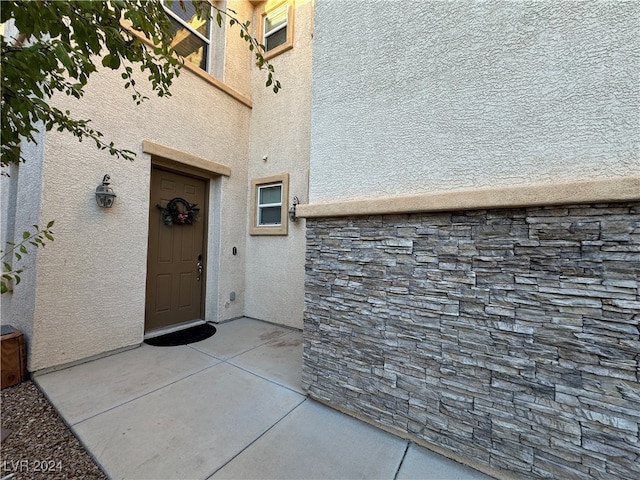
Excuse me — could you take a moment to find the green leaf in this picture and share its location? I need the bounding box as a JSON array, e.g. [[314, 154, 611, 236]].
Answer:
[[54, 43, 74, 73], [102, 54, 112, 68], [109, 54, 121, 69], [1, 0, 278, 169], [103, 53, 121, 70]]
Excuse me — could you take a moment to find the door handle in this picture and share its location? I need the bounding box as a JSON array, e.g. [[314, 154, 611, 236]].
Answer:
[[196, 254, 203, 281]]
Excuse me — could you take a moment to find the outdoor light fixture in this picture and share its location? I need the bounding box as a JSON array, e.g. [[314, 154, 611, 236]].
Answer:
[[95, 174, 116, 208], [288, 196, 299, 222]]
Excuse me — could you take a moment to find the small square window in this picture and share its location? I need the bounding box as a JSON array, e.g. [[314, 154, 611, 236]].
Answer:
[[259, 1, 294, 60], [258, 184, 282, 225], [251, 174, 289, 235], [264, 4, 288, 52]]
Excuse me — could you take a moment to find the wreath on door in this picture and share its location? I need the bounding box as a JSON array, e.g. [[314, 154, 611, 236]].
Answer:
[[158, 197, 200, 226]]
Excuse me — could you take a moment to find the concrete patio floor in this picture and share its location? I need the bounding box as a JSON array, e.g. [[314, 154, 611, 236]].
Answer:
[[34, 317, 495, 480]]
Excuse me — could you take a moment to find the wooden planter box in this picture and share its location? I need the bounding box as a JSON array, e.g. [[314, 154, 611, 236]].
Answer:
[[1, 327, 27, 389]]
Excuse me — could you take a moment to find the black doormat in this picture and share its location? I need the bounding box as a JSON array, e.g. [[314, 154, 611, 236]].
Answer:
[[144, 323, 216, 347]]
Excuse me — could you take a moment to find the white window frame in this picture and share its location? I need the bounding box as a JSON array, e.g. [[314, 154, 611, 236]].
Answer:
[[163, 0, 213, 72], [259, 0, 294, 60], [257, 183, 283, 226], [263, 4, 288, 49]]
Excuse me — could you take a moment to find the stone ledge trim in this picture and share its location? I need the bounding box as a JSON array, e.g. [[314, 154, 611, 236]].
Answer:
[[143, 140, 232, 177], [297, 176, 640, 218]]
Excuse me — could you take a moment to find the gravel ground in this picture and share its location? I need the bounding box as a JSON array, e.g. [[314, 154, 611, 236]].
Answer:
[[1, 380, 107, 480]]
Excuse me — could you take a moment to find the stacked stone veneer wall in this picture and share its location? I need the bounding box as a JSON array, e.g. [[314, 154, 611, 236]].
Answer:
[[302, 202, 640, 480]]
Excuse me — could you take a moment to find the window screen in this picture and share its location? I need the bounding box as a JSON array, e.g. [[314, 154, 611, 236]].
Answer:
[[264, 5, 288, 52], [258, 184, 283, 225]]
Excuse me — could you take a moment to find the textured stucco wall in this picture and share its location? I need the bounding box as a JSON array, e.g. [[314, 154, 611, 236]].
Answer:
[[2, 0, 313, 370], [309, 0, 639, 203], [223, 0, 254, 97], [19, 61, 251, 371], [244, 0, 313, 329], [0, 21, 44, 353], [0, 130, 47, 351]]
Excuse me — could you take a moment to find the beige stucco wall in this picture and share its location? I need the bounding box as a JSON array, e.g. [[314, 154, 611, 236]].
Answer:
[[2, 0, 312, 370], [14, 59, 252, 371], [0, 131, 46, 350], [308, 0, 639, 205], [0, 21, 44, 349], [244, 0, 313, 329], [223, 0, 254, 97]]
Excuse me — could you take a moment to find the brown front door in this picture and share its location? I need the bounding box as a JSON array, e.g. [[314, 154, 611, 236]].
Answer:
[[145, 167, 207, 332]]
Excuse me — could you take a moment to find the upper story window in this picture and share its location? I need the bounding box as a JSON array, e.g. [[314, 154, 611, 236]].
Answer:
[[163, 0, 212, 71], [259, 1, 294, 60], [264, 4, 288, 52]]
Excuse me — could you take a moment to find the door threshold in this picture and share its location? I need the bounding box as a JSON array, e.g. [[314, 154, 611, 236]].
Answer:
[[144, 319, 206, 340]]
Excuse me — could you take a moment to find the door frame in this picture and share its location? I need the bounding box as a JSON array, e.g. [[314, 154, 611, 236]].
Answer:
[[143, 140, 232, 330], [146, 165, 209, 332]]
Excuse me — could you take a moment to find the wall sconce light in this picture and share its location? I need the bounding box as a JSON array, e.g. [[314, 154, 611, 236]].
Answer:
[[288, 196, 299, 222], [95, 174, 116, 208]]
